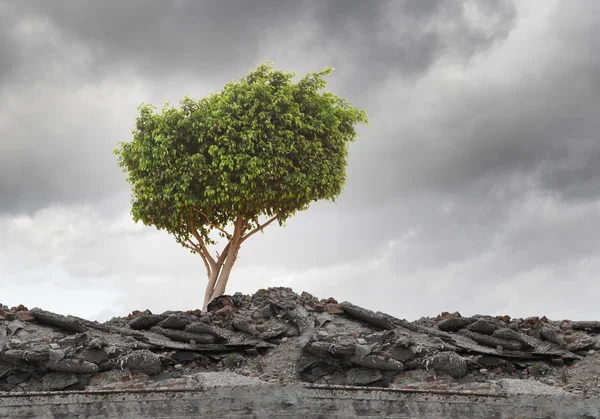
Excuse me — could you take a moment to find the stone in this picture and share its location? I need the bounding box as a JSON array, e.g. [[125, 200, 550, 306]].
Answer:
[[458, 329, 523, 351], [231, 317, 258, 336], [128, 314, 164, 330], [467, 319, 501, 335], [81, 348, 109, 364], [47, 359, 99, 374], [351, 355, 404, 371], [437, 317, 476, 332], [0, 309, 16, 320], [207, 295, 237, 312], [49, 349, 66, 363], [390, 346, 416, 363], [339, 302, 395, 330], [571, 321, 600, 332], [40, 373, 82, 391], [567, 336, 596, 351], [492, 329, 537, 350], [346, 368, 385, 386], [159, 315, 194, 330], [7, 320, 25, 335], [304, 341, 356, 358], [259, 323, 289, 340], [326, 304, 344, 315], [425, 352, 467, 379], [540, 326, 566, 347], [149, 326, 216, 344], [29, 308, 86, 333], [16, 311, 35, 322], [0, 349, 49, 364], [119, 350, 162, 376]]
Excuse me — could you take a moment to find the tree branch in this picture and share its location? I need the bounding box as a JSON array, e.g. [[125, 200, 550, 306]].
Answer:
[[240, 215, 278, 244], [187, 216, 216, 266], [192, 207, 232, 240], [186, 237, 212, 276]]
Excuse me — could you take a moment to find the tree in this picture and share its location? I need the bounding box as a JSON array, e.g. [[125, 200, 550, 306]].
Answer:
[[114, 62, 368, 310]]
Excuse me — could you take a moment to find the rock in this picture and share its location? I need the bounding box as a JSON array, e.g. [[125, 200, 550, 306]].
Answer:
[[0, 308, 16, 320], [47, 359, 99, 374], [540, 326, 566, 347], [467, 319, 501, 335], [259, 323, 288, 340], [16, 311, 34, 322], [326, 304, 344, 315], [458, 329, 523, 351], [351, 355, 404, 371], [339, 302, 395, 330], [7, 320, 25, 335], [390, 346, 416, 363], [571, 321, 600, 332], [40, 373, 82, 391], [128, 314, 164, 330], [49, 349, 66, 363], [425, 352, 467, 379], [81, 348, 109, 364], [0, 349, 49, 364], [159, 315, 194, 330], [29, 308, 86, 333], [149, 326, 216, 344], [119, 349, 162, 376], [304, 341, 356, 358], [346, 368, 385, 386], [567, 336, 596, 351], [492, 329, 537, 349], [436, 317, 476, 332], [231, 317, 258, 336]]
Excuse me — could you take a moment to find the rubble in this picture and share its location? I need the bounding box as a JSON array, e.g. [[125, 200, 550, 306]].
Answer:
[[1, 290, 600, 396]]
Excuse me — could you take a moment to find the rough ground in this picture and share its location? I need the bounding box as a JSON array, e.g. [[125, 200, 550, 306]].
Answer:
[[1, 288, 599, 396]]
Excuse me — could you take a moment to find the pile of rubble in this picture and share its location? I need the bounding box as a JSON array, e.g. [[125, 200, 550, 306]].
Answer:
[[1, 288, 599, 395]]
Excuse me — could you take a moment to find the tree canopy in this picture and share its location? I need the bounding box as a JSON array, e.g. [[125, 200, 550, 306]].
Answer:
[[115, 62, 368, 309]]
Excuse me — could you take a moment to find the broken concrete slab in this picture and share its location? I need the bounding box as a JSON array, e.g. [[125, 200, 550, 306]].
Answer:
[[29, 308, 86, 333]]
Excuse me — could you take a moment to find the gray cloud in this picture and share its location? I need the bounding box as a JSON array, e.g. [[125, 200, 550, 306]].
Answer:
[[2, 0, 600, 321]]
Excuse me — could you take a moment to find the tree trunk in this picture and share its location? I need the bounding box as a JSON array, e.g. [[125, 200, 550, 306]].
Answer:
[[201, 216, 244, 311]]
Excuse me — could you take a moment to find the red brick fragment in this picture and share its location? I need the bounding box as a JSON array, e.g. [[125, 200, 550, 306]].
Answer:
[[16, 311, 34, 321], [326, 304, 344, 315]]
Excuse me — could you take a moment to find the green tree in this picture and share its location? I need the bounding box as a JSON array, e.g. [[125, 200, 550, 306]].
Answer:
[[115, 62, 368, 310]]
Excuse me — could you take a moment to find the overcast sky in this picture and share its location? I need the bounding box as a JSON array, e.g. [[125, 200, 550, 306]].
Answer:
[[1, 0, 599, 322]]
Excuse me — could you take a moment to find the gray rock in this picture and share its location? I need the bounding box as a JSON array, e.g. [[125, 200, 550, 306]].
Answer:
[[1, 349, 48, 364], [7, 320, 25, 335], [390, 346, 416, 363], [48, 349, 66, 363], [567, 336, 596, 351], [492, 329, 537, 349], [29, 308, 86, 333], [119, 349, 162, 376], [149, 326, 216, 344], [425, 352, 467, 379], [540, 326, 566, 347], [467, 319, 501, 335], [128, 314, 164, 330], [81, 348, 109, 364], [231, 317, 258, 336], [355, 343, 378, 359], [40, 373, 81, 391], [436, 317, 476, 332], [258, 323, 288, 340], [47, 359, 98, 374], [571, 321, 600, 332], [346, 368, 384, 386], [304, 341, 356, 358], [339, 302, 396, 330], [159, 315, 194, 330], [458, 329, 523, 351], [351, 355, 404, 371]]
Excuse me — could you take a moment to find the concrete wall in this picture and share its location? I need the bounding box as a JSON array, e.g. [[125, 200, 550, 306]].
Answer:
[[1, 385, 599, 419]]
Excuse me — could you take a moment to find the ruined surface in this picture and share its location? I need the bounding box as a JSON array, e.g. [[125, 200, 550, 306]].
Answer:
[[1, 288, 600, 398]]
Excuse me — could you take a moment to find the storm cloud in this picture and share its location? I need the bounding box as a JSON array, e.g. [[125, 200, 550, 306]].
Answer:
[[1, 0, 599, 321]]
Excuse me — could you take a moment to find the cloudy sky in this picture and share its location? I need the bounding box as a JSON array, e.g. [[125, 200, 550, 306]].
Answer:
[[1, 0, 599, 322]]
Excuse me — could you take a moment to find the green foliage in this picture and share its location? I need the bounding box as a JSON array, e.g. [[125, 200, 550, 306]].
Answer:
[[114, 62, 368, 248]]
